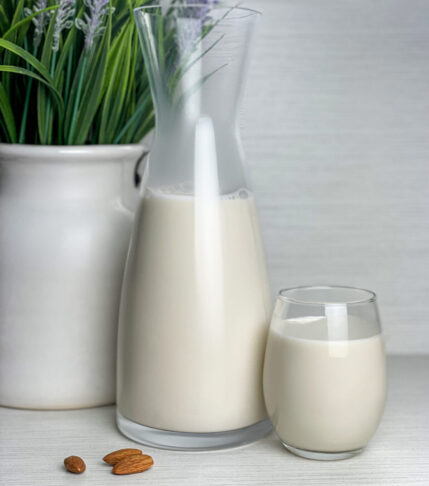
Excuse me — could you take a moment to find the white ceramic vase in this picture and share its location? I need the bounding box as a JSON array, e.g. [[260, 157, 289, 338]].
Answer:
[[0, 144, 146, 409]]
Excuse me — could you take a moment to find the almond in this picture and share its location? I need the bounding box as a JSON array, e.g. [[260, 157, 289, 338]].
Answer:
[[64, 456, 86, 474], [103, 448, 143, 465], [112, 454, 154, 475]]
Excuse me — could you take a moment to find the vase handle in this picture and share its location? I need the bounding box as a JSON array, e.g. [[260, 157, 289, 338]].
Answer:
[[120, 147, 149, 212], [134, 150, 149, 188]]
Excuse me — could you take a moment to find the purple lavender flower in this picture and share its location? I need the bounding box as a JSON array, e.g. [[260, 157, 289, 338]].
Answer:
[[24, 0, 50, 47], [180, 0, 219, 23], [176, 0, 219, 62], [53, 0, 76, 52], [75, 0, 111, 51]]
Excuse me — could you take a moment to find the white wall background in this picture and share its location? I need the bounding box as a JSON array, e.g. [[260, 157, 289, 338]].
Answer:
[[241, 0, 429, 354]]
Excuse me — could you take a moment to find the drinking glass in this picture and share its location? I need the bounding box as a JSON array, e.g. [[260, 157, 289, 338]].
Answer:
[[263, 286, 387, 460]]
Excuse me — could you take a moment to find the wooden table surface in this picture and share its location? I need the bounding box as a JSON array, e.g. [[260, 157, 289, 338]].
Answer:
[[1, 356, 427, 485]]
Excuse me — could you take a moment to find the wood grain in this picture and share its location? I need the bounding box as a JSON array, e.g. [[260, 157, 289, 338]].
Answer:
[[0, 356, 427, 485], [241, 0, 429, 354]]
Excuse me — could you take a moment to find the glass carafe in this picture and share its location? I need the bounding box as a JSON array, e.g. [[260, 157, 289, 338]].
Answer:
[[117, 4, 271, 450]]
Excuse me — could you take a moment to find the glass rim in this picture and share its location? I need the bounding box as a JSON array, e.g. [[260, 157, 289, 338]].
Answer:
[[134, 4, 262, 20], [278, 285, 377, 306]]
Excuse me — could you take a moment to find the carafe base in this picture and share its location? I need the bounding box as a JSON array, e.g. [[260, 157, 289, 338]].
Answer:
[[117, 410, 272, 451]]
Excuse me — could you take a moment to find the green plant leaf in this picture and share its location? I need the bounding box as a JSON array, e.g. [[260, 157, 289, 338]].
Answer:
[[71, 9, 113, 144], [118, 27, 139, 142], [0, 0, 25, 95], [99, 25, 133, 143], [2, 6, 59, 41], [0, 0, 157, 144], [53, 26, 77, 85], [0, 66, 64, 118], [130, 109, 154, 143], [10, 0, 25, 29], [64, 52, 87, 143], [100, 19, 129, 102], [0, 82, 17, 142], [113, 88, 151, 144], [0, 6, 10, 36], [37, 11, 56, 144], [0, 39, 54, 82]]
